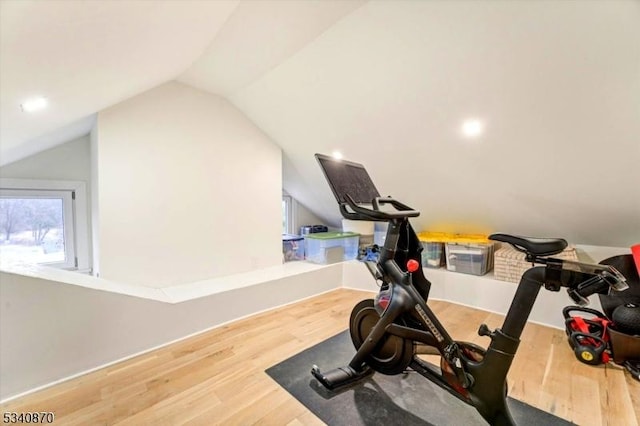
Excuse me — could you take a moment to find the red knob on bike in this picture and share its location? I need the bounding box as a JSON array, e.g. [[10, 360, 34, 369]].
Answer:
[[407, 259, 420, 273]]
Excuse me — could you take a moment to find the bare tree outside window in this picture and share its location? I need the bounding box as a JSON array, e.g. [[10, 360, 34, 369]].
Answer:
[[0, 198, 25, 241], [0, 198, 65, 265]]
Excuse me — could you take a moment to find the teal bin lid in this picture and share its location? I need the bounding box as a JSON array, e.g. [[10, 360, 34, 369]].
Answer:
[[305, 231, 359, 240]]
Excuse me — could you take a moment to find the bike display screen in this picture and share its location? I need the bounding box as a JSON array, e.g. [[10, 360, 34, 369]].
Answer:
[[315, 154, 380, 205]]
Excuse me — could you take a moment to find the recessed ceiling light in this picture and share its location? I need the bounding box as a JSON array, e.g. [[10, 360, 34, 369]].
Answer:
[[332, 151, 343, 160], [20, 97, 48, 113], [461, 119, 484, 138]]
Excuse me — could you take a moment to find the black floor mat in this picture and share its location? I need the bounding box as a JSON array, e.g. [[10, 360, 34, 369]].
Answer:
[[266, 331, 573, 426]]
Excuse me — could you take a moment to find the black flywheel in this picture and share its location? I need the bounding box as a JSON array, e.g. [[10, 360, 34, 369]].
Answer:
[[349, 299, 414, 375]]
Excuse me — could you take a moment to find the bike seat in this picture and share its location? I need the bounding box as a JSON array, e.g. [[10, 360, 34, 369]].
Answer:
[[489, 233, 568, 257]]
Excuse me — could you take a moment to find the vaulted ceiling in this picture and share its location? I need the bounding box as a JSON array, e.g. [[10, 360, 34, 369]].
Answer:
[[1, 0, 638, 247], [0, 0, 364, 163]]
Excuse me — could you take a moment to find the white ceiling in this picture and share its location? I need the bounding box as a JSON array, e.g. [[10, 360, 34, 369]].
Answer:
[[0, 0, 364, 165], [227, 0, 640, 247], [179, 0, 366, 97], [0, 0, 239, 164], [1, 0, 638, 247]]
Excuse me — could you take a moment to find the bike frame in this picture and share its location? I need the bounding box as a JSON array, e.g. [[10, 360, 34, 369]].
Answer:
[[357, 217, 541, 425], [311, 153, 627, 426]]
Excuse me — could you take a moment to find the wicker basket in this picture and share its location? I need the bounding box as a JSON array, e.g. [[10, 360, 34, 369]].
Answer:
[[493, 245, 578, 283]]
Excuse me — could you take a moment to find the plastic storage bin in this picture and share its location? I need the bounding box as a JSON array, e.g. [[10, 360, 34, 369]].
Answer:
[[421, 242, 445, 268], [282, 234, 305, 262], [417, 232, 451, 268], [305, 232, 360, 264], [413, 232, 496, 275], [445, 241, 495, 276], [343, 219, 374, 249]]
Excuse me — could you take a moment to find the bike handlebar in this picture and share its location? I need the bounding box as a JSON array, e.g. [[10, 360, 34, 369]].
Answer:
[[340, 194, 420, 221]]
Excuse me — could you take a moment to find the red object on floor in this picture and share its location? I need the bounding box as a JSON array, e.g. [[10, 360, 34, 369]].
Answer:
[[632, 244, 640, 275]]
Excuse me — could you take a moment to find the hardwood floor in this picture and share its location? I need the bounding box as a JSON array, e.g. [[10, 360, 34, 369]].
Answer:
[[2, 288, 638, 425]]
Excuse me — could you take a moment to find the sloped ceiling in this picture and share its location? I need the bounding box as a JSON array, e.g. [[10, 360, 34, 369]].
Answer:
[[226, 1, 640, 247], [1, 0, 638, 247], [179, 0, 367, 97], [0, 0, 238, 164]]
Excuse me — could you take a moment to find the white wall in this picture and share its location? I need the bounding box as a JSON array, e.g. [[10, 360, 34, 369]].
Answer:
[[295, 199, 328, 233], [0, 265, 341, 401], [284, 190, 328, 235], [95, 82, 282, 287], [0, 135, 91, 181]]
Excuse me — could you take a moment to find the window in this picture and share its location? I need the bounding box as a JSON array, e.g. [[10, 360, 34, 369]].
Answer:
[[0, 179, 89, 271], [282, 194, 292, 234]]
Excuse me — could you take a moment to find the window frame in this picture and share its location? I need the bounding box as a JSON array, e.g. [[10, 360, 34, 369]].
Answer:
[[0, 178, 90, 271], [282, 194, 293, 234]]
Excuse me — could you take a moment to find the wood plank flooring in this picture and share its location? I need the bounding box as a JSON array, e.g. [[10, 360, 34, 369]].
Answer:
[[2, 289, 638, 425]]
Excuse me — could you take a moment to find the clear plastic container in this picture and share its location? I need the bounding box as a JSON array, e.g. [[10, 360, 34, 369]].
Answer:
[[445, 242, 495, 276], [282, 234, 305, 262], [421, 242, 445, 268], [305, 232, 360, 264], [416, 232, 493, 273]]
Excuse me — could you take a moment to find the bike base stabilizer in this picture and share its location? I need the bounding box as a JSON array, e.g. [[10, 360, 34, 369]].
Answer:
[[311, 365, 373, 390]]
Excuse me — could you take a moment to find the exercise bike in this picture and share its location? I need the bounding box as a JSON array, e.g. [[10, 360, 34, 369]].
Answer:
[[310, 154, 629, 426]]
